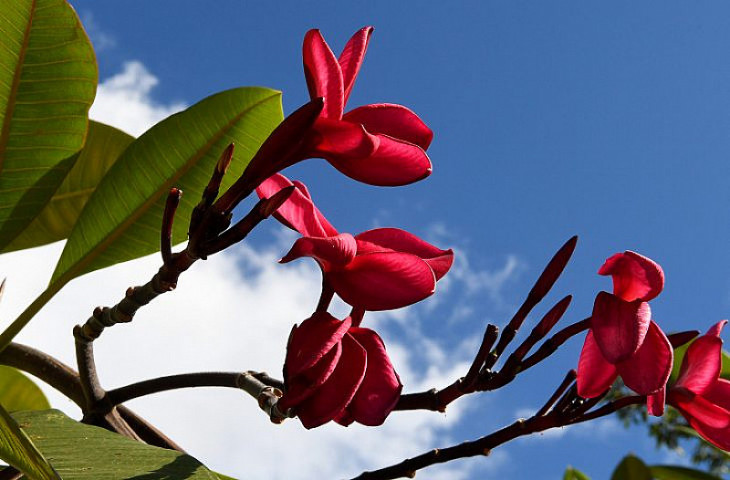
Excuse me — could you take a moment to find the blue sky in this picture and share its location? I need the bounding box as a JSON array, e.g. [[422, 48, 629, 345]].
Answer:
[[8, 1, 730, 478]]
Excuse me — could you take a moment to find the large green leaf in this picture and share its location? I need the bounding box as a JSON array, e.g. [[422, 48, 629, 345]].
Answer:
[[610, 454, 652, 480], [650, 465, 722, 480], [0, 87, 282, 350], [0, 404, 58, 479], [4, 121, 134, 252], [563, 466, 590, 480], [0, 365, 50, 412], [14, 409, 219, 479], [0, 0, 97, 248]]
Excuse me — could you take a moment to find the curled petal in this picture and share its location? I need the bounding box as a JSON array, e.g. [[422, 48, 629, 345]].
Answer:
[[355, 228, 454, 280], [280, 342, 341, 410], [706, 320, 728, 339], [327, 134, 432, 187], [281, 234, 357, 269], [617, 321, 673, 396], [675, 332, 723, 394], [284, 313, 352, 379], [576, 331, 618, 398], [338, 26, 373, 105], [296, 333, 367, 429], [328, 252, 437, 311], [704, 379, 730, 412], [647, 387, 666, 416], [256, 174, 337, 237], [309, 117, 379, 161], [670, 388, 730, 429], [599, 251, 664, 302], [303, 29, 343, 119], [591, 292, 651, 363], [343, 327, 403, 426], [683, 416, 730, 451], [343, 104, 433, 150]]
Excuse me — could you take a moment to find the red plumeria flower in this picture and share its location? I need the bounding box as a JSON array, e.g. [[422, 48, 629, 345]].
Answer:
[[258, 173, 453, 311], [577, 251, 673, 411], [301, 27, 434, 186], [279, 312, 402, 428], [661, 321, 730, 450]]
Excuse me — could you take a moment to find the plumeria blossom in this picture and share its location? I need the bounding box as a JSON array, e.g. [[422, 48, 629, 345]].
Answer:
[[301, 26, 434, 186], [257, 173, 453, 311], [577, 251, 673, 411], [664, 321, 730, 450], [278, 312, 402, 428]]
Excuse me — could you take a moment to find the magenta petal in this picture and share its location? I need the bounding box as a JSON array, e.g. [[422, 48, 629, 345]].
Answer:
[[706, 320, 728, 338], [343, 103, 434, 150], [284, 313, 352, 378], [280, 342, 342, 410], [345, 327, 403, 426], [647, 387, 666, 416], [617, 321, 673, 396], [302, 29, 343, 119], [328, 134, 432, 187], [684, 416, 730, 451], [670, 388, 730, 429], [704, 379, 730, 411], [256, 174, 337, 238], [598, 251, 664, 302], [675, 333, 723, 394], [338, 26, 373, 105], [296, 333, 367, 429], [576, 331, 619, 398], [280, 234, 357, 269], [591, 292, 651, 363], [328, 252, 437, 311], [310, 117, 379, 161], [355, 228, 454, 280]]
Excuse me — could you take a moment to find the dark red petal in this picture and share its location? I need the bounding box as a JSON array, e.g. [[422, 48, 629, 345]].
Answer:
[[355, 228, 453, 280], [576, 331, 619, 398], [309, 117, 379, 161], [326, 134, 432, 187], [591, 292, 651, 363], [279, 343, 342, 410], [256, 174, 337, 237], [302, 29, 343, 119], [328, 252, 437, 311], [280, 234, 357, 270], [616, 321, 673, 396], [670, 388, 730, 429], [338, 26, 373, 106], [598, 251, 664, 302], [346, 327, 403, 426], [343, 103, 433, 150], [285, 313, 352, 378], [704, 379, 730, 411], [647, 387, 666, 416], [296, 333, 367, 429], [675, 332, 723, 394]]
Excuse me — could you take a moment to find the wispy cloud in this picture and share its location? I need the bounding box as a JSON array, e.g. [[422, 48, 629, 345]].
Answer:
[[80, 11, 116, 52]]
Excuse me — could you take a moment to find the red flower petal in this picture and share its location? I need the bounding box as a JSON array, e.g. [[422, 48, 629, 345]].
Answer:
[[328, 252, 437, 311], [280, 234, 357, 269], [576, 330, 618, 398], [647, 387, 666, 416], [616, 321, 673, 396], [302, 29, 344, 119], [704, 379, 730, 411], [284, 313, 352, 378], [343, 104, 433, 150], [675, 332, 723, 395], [598, 251, 664, 302], [309, 117, 379, 161], [355, 228, 453, 280], [326, 134, 432, 187], [683, 416, 730, 451], [338, 27, 373, 106], [344, 327, 403, 426], [256, 174, 337, 237], [670, 388, 730, 429], [296, 333, 367, 429], [591, 292, 651, 363], [279, 342, 342, 410]]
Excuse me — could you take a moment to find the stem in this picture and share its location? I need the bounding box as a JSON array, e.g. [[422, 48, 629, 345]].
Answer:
[[106, 372, 244, 405]]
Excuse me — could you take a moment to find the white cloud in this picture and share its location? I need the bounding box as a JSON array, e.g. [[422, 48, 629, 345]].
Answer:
[[90, 61, 186, 136], [80, 11, 116, 52]]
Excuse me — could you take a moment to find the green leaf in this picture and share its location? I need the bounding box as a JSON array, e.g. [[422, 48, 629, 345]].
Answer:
[[0, 0, 97, 248], [650, 465, 722, 480], [14, 409, 218, 479], [0, 87, 282, 351], [0, 365, 50, 412], [3, 121, 134, 252], [0, 404, 58, 479], [610, 454, 652, 480], [563, 466, 591, 480]]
